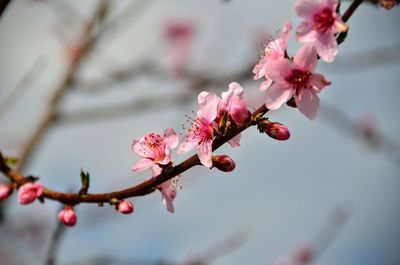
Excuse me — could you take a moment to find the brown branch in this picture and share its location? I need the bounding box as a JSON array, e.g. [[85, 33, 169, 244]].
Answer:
[[0, 104, 268, 205], [0, 0, 12, 18]]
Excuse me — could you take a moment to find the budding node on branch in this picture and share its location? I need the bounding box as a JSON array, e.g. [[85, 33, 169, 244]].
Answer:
[[258, 119, 290, 141]]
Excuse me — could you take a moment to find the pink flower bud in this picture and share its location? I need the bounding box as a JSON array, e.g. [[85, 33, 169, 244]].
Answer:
[[212, 155, 236, 172], [118, 200, 134, 214], [58, 206, 77, 227], [18, 183, 43, 205], [263, 122, 290, 141], [0, 183, 13, 201]]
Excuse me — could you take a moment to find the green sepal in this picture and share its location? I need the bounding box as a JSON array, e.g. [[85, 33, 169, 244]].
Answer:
[[79, 169, 90, 195]]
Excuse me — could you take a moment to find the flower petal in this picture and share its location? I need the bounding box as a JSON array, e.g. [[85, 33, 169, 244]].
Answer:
[[197, 92, 220, 122], [163, 128, 179, 149], [294, 44, 318, 71], [198, 141, 213, 168], [177, 133, 198, 154], [228, 134, 242, 147], [260, 79, 273, 91], [295, 89, 320, 120], [314, 33, 338, 62], [265, 83, 294, 110], [310, 73, 331, 93], [132, 158, 154, 172]]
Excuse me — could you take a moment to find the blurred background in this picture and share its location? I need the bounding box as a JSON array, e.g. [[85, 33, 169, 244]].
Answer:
[[0, 0, 399, 264]]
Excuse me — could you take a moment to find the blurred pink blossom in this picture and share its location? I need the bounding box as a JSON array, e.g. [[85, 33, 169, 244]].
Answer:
[[0, 183, 13, 201], [295, 0, 348, 62]]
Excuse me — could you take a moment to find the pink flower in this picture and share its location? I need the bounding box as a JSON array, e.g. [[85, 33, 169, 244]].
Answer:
[[132, 128, 179, 172], [0, 183, 13, 201], [153, 165, 180, 213], [265, 44, 331, 120], [118, 200, 134, 214], [295, 0, 348, 62], [159, 178, 178, 213], [58, 206, 77, 227], [18, 182, 43, 205], [220, 82, 250, 126], [253, 21, 292, 91], [178, 92, 220, 167]]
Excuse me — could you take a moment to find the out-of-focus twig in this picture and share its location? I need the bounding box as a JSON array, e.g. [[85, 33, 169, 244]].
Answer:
[[17, 0, 109, 171], [0, 56, 48, 120], [320, 101, 400, 167], [182, 231, 247, 265], [44, 206, 67, 265], [0, 0, 12, 18]]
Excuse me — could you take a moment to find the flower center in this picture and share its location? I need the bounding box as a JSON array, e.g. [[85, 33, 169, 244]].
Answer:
[[193, 118, 214, 144], [144, 133, 163, 149], [313, 8, 335, 33], [285, 69, 312, 90]]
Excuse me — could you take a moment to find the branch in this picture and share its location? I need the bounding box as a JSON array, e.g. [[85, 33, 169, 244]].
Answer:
[[0, 104, 268, 205]]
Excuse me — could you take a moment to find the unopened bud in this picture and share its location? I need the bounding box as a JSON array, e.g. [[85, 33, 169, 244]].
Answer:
[[212, 155, 236, 172], [18, 182, 43, 205], [118, 200, 134, 214], [263, 122, 290, 141], [58, 206, 77, 227], [0, 183, 13, 201]]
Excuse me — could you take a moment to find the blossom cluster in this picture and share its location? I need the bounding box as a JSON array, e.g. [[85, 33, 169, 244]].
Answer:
[[253, 0, 347, 119], [0, 0, 351, 227]]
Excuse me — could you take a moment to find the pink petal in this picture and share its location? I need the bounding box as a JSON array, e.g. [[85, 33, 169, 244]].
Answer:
[[197, 92, 220, 122], [295, 89, 320, 120], [152, 165, 163, 177], [296, 21, 318, 43], [198, 141, 213, 168], [177, 133, 198, 154], [295, 0, 324, 18], [314, 33, 338, 63], [265, 83, 294, 110], [280, 21, 292, 49], [163, 128, 179, 149], [228, 134, 242, 147], [131, 138, 148, 157], [310, 73, 331, 92], [163, 195, 175, 213], [294, 44, 318, 71], [253, 61, 266, 80], [132, 158, 154, 172], [260, 79, 273, 91], [265, 58, 293, 84], [228, 82, 244, 97]]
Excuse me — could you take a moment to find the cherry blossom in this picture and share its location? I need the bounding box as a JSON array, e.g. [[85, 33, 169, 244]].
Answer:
[[295, 0, 348, 62], [18, 182, 43, 205], [132, 128, 179, 172], [178, 92, 220, 167], [264, 44, 331, 120], [253, 21, 292, 91]]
